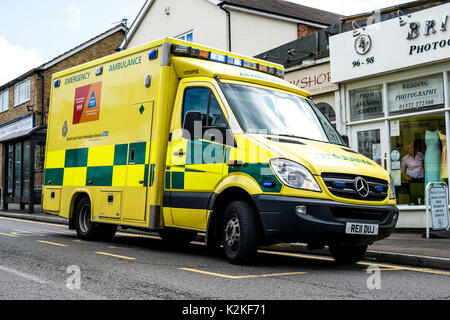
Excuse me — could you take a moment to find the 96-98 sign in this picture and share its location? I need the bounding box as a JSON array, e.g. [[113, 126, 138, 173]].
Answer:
[[353, 56, 375, 68]]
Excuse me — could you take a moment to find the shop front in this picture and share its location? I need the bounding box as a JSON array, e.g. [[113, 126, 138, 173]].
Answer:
[[0, 115, 46, 213], [330, 3, 450, 228]]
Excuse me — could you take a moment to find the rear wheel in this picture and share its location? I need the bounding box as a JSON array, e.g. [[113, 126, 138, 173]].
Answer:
[[74, 196, 96, 240], [329, 244, 368, 264], [222, 201, 259, 265], [159, 229, 197, 246], [74, 196, 117, 241]]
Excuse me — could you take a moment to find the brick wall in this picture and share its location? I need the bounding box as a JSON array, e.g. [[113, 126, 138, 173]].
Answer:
[[0, 74, 39, 127], [298, 24, 320, 38], [0, 28, 125, 201], [0, 29, 125, 128]]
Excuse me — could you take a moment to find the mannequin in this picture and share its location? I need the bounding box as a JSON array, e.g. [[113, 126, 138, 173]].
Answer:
[[440, 132, 447, 179], [425, 129, 443, 187]]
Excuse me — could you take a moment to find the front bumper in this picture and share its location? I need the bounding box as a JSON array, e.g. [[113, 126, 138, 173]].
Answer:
[[252, 195, 398, 246]]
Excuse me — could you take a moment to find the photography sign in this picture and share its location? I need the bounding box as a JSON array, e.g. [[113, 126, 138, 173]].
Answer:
[[387, 74, 444, 114], [330, 3, 450, 82]]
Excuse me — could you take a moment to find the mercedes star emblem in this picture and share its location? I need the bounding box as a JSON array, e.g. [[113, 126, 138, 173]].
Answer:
[[354, 176, 370, 198]]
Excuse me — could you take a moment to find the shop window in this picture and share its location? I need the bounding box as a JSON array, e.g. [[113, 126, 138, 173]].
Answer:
[[349, 85, 383, 122], [34, 141, 45, 198], [7, 145, 13, 195], [358, 129, 381, 166], [388, 74, 444, 116], [316, 102, 336, 124], [390, 114, 446, 205], [23, 141, 31, 198]]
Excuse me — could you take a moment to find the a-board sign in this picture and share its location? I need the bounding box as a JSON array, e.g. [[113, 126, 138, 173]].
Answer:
[[426, 183, 450, 238]]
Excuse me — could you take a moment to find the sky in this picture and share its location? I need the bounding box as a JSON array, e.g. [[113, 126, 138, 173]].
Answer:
[[0, 0, 412, 86]]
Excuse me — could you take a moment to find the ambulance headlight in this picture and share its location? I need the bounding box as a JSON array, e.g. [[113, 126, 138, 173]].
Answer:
[[270, 159, 321, 192]]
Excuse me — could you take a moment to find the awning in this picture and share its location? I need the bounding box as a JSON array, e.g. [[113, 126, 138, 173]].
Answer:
[[0, 125, 47, 143]]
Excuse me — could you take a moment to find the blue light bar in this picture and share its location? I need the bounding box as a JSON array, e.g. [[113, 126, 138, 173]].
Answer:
[[227, 57, 244, 67], [262, 181, 276, 188], [334, 182, 346, 189], [148, 49, 158, 60], [275, 68, 285, 78], [54, 80, 61, 88], [210, 52, 227, 63]]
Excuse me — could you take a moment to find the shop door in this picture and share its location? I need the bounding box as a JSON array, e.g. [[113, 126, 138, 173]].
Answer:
[[351, 122, 388, 169], [6, 144, 14, 197], [14, 142, 22, 200]]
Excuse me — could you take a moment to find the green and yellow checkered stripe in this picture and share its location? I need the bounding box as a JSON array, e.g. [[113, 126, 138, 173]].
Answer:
[[44, 142, 155, 187], [165, 140, 282, 192]]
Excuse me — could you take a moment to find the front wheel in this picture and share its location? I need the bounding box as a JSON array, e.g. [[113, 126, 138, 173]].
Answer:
[[222, 201, 259, 265], [329, 244, 368, 264]]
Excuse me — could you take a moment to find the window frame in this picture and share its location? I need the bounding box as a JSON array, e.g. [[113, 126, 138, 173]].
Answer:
[[14, 78, 31, 107], [176, 31, 194, 42], [181, 86, 230, 144], [0, 89, 9, 113], [182, 86, 227, 129]]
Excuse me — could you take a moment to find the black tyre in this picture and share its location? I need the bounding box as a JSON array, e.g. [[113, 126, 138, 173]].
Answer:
[[222, 201, 259, 265], [74, 196, 117, 241], [329, 244, 368, 264], [74, 196, 97, 240], [159, 229, 197, 246]]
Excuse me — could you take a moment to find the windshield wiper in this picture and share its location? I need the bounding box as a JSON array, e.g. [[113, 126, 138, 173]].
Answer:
[[266, 133, 314, 141], [266, 133, 345, 146]]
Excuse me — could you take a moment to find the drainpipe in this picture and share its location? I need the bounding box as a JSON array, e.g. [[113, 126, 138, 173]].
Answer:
[[219, 3, 232, 51], [37, 70, 45, 126]]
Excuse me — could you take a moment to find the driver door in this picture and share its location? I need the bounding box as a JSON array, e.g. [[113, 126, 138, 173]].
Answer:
[[167, 81, 229, 230]]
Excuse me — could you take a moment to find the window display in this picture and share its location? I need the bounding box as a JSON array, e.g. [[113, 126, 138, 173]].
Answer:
[[349, 85, 383, 122], [390, 114, 447, 205], [358, 129, 381, 165]]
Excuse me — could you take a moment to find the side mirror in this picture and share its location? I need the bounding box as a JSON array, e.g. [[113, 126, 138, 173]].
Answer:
[[341, 135, 349, 147], [183, 111, 202, 140]]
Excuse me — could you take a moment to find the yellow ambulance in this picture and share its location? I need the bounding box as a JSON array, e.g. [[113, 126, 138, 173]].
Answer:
[[43, 38, 398, 265]]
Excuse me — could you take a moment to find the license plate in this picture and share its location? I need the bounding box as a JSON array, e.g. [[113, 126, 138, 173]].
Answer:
[[345, 223, 379, 235]]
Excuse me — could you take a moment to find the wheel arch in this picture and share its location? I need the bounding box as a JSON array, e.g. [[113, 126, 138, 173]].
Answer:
[[206, 186, 265, 248], [68, 189, 93, 230]]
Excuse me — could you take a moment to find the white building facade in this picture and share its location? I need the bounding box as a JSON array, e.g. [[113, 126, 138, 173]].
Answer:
[[330, 3, 450, 228], [121, 0, 339, 57]]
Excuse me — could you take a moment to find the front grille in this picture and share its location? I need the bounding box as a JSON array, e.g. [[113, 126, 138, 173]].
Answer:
[[321, 173, 388, 201], [330, 207, 390, 222]]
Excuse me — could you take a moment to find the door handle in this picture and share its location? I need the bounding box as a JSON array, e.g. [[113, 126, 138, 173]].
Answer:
[[173, 149, 185, 157]]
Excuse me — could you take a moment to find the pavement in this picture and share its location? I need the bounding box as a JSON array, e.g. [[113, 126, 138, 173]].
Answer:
[[1, 210, 449, 271]]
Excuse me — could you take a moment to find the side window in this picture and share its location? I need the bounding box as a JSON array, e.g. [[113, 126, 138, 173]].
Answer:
[[208, 95, 226, 127], [182, 87, 228, 142], [182, 87, 209, 127]]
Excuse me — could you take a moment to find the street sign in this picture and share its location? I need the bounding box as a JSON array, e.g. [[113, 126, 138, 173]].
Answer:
[[425, 182, 450, 238]]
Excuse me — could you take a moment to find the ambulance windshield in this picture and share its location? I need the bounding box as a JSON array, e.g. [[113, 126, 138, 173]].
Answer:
[[221, 83, 346, 146]]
